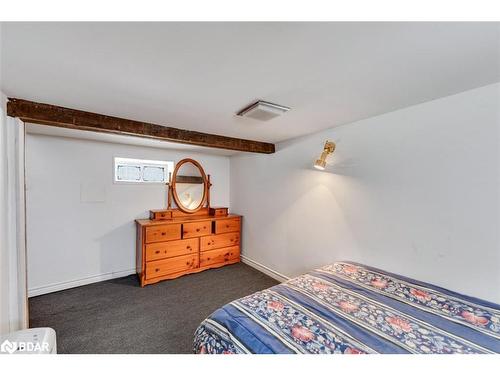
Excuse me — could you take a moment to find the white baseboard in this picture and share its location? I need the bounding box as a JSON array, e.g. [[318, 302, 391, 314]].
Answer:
[[241, 255, 290, 283], [28, 268, 136, 297], [29, 257, 287, 297]]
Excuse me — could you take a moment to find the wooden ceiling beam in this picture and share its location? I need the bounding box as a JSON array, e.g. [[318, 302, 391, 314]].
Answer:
[[6, 98, 275, 154]]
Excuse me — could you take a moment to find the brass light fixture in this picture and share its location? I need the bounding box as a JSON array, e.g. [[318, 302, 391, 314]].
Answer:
[[314, 141, 336, 170]]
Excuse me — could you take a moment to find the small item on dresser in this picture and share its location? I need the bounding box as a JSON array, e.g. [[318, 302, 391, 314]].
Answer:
[[209, 207, 228, 217], [136, 158, 241, 287], [149, 209, 173, 220]]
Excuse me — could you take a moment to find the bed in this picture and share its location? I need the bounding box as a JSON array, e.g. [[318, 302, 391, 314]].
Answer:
[[193, 261, 500, 354]]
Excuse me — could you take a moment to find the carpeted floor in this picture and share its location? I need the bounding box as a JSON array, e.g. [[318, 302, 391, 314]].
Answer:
[[29, 263, 278, 354]]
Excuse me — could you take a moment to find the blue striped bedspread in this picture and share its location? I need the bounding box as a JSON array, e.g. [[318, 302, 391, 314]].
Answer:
[[193, 261, 500, 354]]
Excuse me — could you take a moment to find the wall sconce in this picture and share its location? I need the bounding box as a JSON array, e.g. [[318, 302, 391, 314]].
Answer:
[[314, 141, 336, 170]]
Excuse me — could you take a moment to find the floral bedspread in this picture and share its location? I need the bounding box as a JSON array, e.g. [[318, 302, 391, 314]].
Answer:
[[193, 262, 500, 354]]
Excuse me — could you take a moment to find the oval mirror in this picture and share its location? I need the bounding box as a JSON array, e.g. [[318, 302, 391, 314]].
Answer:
[[171, 159, 208, 213]]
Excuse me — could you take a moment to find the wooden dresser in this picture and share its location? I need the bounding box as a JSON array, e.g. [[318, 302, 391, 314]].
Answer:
[[136, 209, 241, 287]]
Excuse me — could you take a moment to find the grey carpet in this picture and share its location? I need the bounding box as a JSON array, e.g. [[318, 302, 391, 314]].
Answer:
[[29, 263, 278, 354]]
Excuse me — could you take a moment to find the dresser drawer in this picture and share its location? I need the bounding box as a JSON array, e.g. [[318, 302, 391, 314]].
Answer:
[[200, 246, 239, 267], [145, 238, 198, 261], [215, 217, 241, 234], [145, 254, 199, 279], [182, 220, 211, 238], [201, 232, 240, 252], [145, 223, 182, 243]]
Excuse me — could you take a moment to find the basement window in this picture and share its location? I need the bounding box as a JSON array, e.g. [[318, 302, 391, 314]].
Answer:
[[114, 157, 174, 184]]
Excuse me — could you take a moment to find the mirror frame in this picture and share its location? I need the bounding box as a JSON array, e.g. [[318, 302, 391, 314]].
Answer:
[[171, 158, 209, 214]]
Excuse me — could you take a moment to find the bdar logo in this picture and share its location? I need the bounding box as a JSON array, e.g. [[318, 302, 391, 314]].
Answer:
[[1, 339, 17, 354]]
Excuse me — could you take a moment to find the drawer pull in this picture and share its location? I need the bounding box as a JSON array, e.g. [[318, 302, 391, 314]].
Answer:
[[161, 232, 166, 236], [155, 250, 160, 254], [196, 228, 200, 232], [155, 268, 160, 272], [187, 246, 191, 250], [226, 225, 230, 228]]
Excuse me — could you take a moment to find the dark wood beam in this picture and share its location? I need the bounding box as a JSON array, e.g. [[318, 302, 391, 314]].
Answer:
[[7, 98, 275, 154]]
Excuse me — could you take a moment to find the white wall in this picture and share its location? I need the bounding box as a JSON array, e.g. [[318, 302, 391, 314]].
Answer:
[[231, 83, 500, 303], [26, 134, 230, 296]]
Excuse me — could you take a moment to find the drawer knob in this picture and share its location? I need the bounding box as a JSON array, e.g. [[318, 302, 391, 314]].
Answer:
[[196, 228, 200, 232], [226, 225, 230, 228], [155, 250, 160, 254], [187, 246, 191, 250], [161, 232, 166, 236], [155, 268, 160, 272]]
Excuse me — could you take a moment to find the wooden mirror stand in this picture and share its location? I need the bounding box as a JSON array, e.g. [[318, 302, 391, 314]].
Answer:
[[149, 158, 228, 220], [169, 158, 210, 214]]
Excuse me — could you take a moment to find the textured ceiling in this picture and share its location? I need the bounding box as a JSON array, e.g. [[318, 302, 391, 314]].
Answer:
[[2, 22, 499, 143]]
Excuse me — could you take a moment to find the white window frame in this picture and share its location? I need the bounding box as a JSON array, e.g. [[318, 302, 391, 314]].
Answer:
[[113, 157, 174, 184]]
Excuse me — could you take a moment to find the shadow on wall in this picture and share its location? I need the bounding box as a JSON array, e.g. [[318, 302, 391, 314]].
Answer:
[[238, 149, 364, 275], [235, 127, 405, 277]]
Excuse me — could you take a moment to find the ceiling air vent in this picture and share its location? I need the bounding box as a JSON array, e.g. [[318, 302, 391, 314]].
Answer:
[[237, 100, 290, 121]]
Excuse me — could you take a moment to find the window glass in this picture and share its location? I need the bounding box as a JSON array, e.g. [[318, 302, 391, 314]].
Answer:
[[143, 165, 166, 182], [116, 165, 141, 181], [114, 157, 173, 184]]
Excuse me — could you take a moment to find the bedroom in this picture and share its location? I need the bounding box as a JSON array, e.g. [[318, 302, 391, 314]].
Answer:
[[0, 1, 499, 373]]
